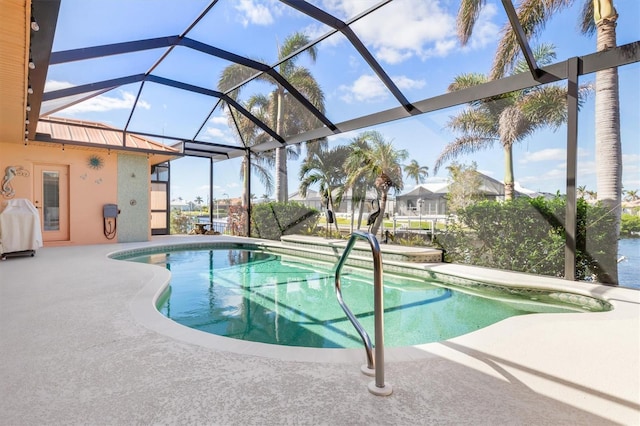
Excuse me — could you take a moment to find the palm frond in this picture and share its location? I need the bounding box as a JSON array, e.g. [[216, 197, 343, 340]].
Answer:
[[447, 108, 498, 136], [518, 85, 568, 130], [447, 73, 488, 92], [278, 32, 316, 76], [218, 63, 261, 98], [250, 160, 274, 195], [498, 105, 531, 146], [456, 0, 487, 45], [287, 67, 326, 112], [511, 43, 557, 75], [490, 0, 574, 79], [433, 135, 495, 174], [579, 0, 596, 35]]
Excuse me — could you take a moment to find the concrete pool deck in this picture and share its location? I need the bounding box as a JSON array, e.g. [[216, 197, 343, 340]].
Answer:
[[1, 235, 638, 425]]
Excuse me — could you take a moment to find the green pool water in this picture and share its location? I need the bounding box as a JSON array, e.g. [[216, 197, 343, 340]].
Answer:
[[125, 248, 572, 348]]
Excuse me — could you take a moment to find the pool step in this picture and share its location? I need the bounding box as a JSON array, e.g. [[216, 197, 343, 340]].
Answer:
[[276, 235, 443, 264]]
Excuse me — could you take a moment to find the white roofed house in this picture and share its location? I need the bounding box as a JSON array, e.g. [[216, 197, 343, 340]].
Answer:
[[289, 188, 394, 219], [395, 172, 535, 216]]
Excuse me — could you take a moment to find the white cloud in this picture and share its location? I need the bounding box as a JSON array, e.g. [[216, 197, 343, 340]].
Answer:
[[519, 167, 565, 185], [340, 74, 387, 103], [376, 46, 414, 65], [623, 153, 640, 164], [303, 22, 336, 45], [323, 0, 460, 64], [520, 148, 566, 163], [520, 148, 589, 163], [314, 1, 500, 64], [209, 116, 228, 125], [45, 82, 151, 114], [201, 126, 238, 145], [394, 76, 426, 91], [235, 0, 275, 27], [44, 80, 73, 91], [340, 74, 425, 103], [205, 127, 226, 138]]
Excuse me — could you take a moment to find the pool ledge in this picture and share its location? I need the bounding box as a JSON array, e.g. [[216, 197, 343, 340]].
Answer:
[[122, 236, 639, 364], [2, 235, 638, 425]]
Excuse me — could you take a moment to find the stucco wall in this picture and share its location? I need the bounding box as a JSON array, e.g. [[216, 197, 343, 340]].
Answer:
[[0, 142, 119, 245], [116, 154, 150, 243], [0, 142, 152, 246]]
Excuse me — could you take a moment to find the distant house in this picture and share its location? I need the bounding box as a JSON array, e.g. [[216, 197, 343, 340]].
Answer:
[[395, 172, 540, 216], [170, 199, 192, 212], [289, 188, 395, 217]]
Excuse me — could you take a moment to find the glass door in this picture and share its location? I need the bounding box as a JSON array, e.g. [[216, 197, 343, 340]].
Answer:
[[34, 164, 69, 242], [151, 162, 170, 235]]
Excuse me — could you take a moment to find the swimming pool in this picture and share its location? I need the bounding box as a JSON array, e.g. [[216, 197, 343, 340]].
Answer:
[[120, 245, 606, 349]]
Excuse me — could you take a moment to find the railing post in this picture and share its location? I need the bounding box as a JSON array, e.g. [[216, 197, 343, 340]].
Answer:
[[334, 231, 392, 396]]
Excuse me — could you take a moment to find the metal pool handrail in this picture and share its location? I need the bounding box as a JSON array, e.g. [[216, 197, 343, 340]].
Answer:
[[334, 231, 392, 396]]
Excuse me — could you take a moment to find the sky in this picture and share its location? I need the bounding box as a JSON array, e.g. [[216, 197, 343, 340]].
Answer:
[[44, 0, 640, 204]]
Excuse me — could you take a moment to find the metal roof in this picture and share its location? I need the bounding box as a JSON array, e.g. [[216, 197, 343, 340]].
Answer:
[[36, 116, 180, 158]]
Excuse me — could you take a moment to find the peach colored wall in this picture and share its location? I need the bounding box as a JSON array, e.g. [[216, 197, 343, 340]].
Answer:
[[0, 141, 149, 246]]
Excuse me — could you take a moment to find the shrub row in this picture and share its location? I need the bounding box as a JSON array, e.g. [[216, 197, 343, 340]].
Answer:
[[250, 202, 319, 240], [436, 196, 617, 281]]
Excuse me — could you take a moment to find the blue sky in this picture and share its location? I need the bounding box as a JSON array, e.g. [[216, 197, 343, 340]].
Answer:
[[45, 0, 640, 203]]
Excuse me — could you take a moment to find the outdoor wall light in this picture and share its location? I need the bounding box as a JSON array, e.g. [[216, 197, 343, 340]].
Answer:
[[27, 86, 33, 94], [28, 58, 35, 69], [30, 17, 39, 32], [26, 105, 31, 112]]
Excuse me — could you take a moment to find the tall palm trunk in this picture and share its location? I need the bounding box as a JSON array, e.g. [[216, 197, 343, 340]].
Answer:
[[241, 156, 249, 208], [371, 189, 388, 238], [593, 8, 621, 284], [503, 144, 515, 200], [349, 188, 356, 233], [357, 199, 365, 230], [328, 195, 340, 234], [275, 89, 288, 202]]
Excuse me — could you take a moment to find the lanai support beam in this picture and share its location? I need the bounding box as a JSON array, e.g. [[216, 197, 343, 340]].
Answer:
[[281, 0, 417, 115], [565, 57, 580, 280]]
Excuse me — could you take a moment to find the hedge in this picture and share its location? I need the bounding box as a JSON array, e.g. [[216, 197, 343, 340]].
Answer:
[[250, 202, 319, 240], [436, 196, 617, 281]]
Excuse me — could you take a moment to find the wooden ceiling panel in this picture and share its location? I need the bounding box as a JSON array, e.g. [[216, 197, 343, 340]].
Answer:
[[0, 0, 29, 144]]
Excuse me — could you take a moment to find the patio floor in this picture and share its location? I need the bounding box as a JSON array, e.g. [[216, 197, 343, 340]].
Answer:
[[1, 235, 638, 425]]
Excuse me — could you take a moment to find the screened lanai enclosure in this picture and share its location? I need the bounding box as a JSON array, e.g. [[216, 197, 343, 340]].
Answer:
[[27, 0, 639, 287]]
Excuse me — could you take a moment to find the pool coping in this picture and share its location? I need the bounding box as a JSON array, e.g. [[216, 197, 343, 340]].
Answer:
[[116, 236, 639, 364], [3, 234, 638, 424]]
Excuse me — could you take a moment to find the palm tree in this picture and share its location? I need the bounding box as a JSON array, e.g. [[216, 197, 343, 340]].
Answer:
[[624, 189, 639, 202], [194, 196, 204, 212], [434, 44, 583, 200], [343, 133, 375, 231], [344, 131, 407, 236], [299, 145, 350, 233], [577, 185, 587, 199], [217, 32, 326, 203], [404, 159, 429, 185], [223, 96, 275, 209], [456, 0, 621, 283]]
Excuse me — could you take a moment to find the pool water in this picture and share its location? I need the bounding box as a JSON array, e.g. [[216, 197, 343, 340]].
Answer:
[[127, 248, 572, 348]]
